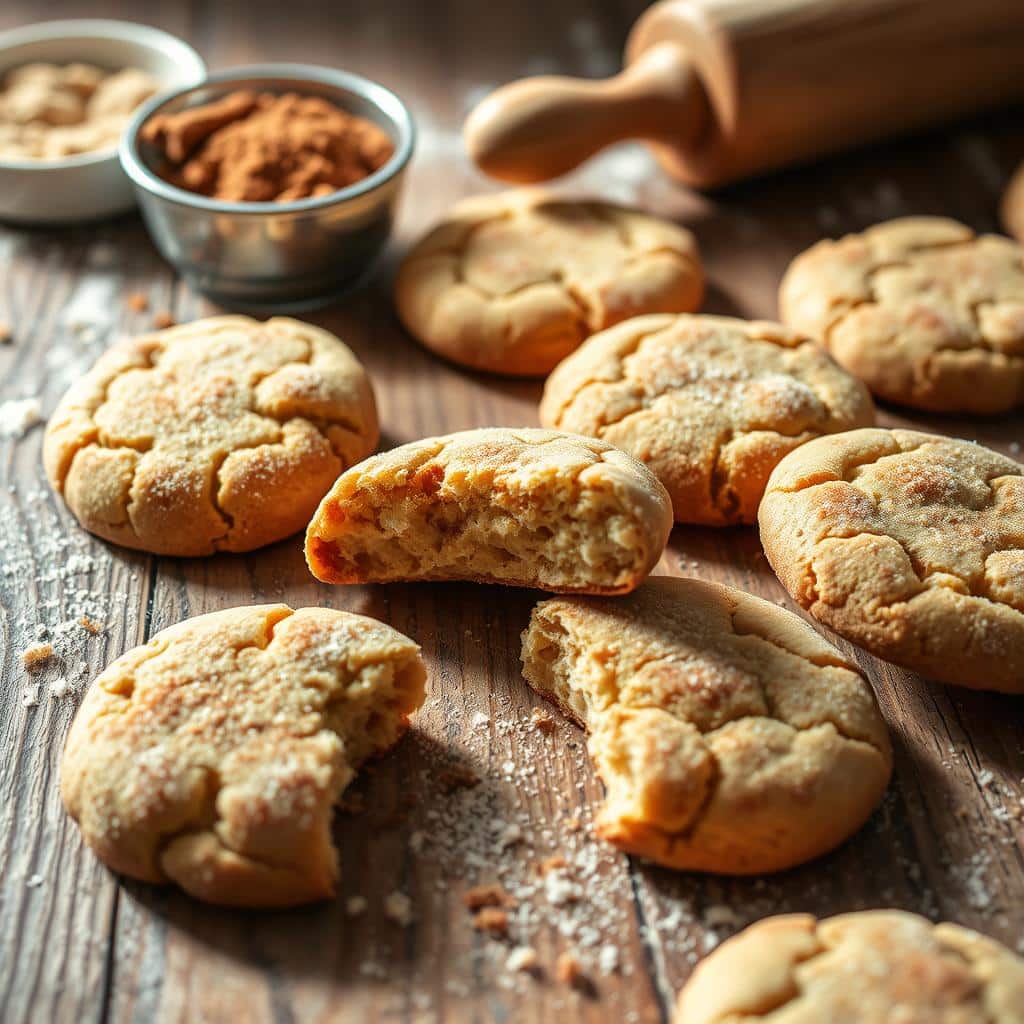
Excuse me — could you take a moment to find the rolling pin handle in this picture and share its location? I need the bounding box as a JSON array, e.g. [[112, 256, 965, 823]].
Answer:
[[464, 43, 708, 184]]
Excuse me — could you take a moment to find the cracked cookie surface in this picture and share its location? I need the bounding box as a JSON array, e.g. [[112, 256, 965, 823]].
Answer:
[[675, 910, 1024, 1023], [540, 314, 874, 525], [520, 577, 891, 873], [305, 427, 672, 594], [759, 428, 1024, 693], [395, 190, 704, 376], [60, 604, 426, 907], [43, 315, 378, 556], [779, 216, 1024, 413]]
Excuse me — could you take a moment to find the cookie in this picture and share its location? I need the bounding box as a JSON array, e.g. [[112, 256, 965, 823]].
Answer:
[[779, 217, 1024, 413], [540, 314, 875, 525], [1001, 161, 1024, 244], [395, 190, 703, 376], [305, 427, 672, 594], [43, 316, 378, 556], [520, 577, 891, 874], [674, 910, 1024, 1023], [61, 604, 426, 907], [759, 428, 1024, 693]]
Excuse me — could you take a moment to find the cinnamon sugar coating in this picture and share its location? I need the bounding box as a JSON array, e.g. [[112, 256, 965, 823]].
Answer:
[[395, 190, 703, 376], [759, 428, 1024, 692], [44, 316, 378, 556], [541, 314, 874, 525], [61, 604, 426, 907], [779, 217, 1024, 413], [521, 577, 891, 873], [675, 910, 1024, 1023]]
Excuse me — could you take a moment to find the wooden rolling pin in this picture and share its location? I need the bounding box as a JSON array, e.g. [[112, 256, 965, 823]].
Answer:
[[465, 0, 1024, 189]]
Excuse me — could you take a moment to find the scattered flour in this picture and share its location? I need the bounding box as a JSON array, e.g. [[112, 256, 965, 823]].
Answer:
[[49, 676, 73, 699], [0, 397, 42, 439]]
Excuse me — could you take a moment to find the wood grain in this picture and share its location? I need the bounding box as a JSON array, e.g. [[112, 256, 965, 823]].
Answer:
[[1, 3, 1022, 1023]]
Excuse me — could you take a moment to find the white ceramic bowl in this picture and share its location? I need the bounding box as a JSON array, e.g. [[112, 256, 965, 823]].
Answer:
[[0, 20, 205, 224]]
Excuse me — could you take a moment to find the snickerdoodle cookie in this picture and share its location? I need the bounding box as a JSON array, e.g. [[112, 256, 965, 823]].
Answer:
[[520, 577, 891, 874], [61, 604, 426, 907], [44, 316, 378, 556], [675, 910, 1024, 1023], [540, 314, 874, 525], [759, 428, 1024, 692], [779, 217, 1024, 413], [305, 427, 672, 594], [395, 191, 703, 376], [1001, 162, 1024, 244]]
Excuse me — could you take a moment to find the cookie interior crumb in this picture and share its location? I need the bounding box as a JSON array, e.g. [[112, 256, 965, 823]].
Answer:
[[306, 428, 671, 594]]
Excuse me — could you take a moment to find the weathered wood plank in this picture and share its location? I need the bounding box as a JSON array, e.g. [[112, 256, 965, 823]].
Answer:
[[0, 1, 1021, 1022], [0, 223, 172, 1024]]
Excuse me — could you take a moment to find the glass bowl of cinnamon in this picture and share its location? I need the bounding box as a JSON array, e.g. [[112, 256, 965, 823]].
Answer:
[[120, 64, 415, 309]]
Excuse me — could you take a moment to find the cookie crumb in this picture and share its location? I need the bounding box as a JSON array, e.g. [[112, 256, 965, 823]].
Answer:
[[531, 707, 557, 733], [21, 642, 55, 670], [555, 951, 589, 990], [507, 946, 539, 973], [384, 890, 413, 926], [565, 815, 582, 832], [463, 883, 515, 910], [152, 311, 176, 329], [77, 615, 104, 635], [126, 292, 149, 313], [345, 896, 367, 917], [0, 323, 11, 344], [472, 907, 510, 937], [439, 764, 480, 792]]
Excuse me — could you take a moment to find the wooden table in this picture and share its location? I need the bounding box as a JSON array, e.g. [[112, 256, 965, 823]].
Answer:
[[2, 3, 1022, 1022]]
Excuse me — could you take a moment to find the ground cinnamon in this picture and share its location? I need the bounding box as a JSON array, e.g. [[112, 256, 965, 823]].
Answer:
[[142, 90, 394, 203]]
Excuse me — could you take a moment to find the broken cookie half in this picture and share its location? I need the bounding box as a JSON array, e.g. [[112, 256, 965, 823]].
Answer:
[[521, 577, 892, 874], [61, 604, 425, 907], [305, 427, 673, 594]]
